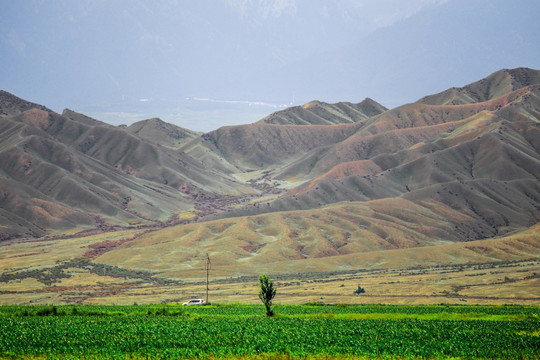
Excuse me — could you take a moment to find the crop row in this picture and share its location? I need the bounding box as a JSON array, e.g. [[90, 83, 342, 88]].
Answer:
[[182, 303, 540, 317], [0, 314, 539, 359], [1, 304, 538, 317]]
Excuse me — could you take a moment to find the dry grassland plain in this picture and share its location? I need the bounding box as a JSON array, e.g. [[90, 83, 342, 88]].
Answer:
[[0, 223, 538, 306]]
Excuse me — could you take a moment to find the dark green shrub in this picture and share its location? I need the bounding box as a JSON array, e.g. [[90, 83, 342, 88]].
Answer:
[[354, 285, 365, 295]]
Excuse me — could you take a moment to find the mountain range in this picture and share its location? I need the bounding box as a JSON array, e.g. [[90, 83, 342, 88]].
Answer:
[[0, 68, 539, 284]]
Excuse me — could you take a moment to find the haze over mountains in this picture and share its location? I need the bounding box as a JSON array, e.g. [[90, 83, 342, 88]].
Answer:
[[1, 0, 539, 131]]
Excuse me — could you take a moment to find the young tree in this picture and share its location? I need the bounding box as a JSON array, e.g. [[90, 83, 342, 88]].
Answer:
[[258, 274, 276, 316]]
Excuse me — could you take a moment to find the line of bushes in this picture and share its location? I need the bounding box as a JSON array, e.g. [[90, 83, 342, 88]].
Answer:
[[0, 258, 180, 286], [3, 305, 187, 317]]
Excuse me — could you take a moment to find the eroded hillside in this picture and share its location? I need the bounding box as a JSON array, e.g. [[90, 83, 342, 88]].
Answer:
[[204, 70, 540, 244], [0, 93, 253, 239]]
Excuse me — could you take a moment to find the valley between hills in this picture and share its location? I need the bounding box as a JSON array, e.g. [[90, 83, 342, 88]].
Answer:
[[0, 68, 539, 305]]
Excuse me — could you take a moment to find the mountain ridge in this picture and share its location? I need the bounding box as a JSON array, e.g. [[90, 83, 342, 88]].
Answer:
[[417, 67, 540, 105], [126, 118, 201, 149], [0, 67, 539, 254], [258, 98, 387, 126]]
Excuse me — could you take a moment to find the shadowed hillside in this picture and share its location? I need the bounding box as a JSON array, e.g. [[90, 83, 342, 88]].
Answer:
[[203, 122, 362, 170]]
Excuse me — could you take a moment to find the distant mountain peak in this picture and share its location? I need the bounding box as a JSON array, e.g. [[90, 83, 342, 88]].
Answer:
[[357, 97, 388, 116], [62, 109, 107, 127], [301, 100, 322, 109], [127, 117, 200, 148], [417, 67, 540, 106], [259, 98, 387, 126], [0, 90, 51, 117]]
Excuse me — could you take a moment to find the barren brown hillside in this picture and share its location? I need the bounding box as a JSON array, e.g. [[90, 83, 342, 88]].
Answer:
[[0, 96, 249, 239]]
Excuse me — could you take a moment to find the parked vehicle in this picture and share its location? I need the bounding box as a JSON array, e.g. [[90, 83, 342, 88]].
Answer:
[[182, 299, 205, 306]]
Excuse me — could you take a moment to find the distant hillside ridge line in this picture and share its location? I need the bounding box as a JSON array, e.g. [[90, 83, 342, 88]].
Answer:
[[258, 98, 388, 126], [0, 67, 538, 246]]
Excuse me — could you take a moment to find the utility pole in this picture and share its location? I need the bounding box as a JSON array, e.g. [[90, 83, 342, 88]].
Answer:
[[205, 253, 211, 304]]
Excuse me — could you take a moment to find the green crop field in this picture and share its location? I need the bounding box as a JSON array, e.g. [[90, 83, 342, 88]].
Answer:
[[0, 304, 538, 359]]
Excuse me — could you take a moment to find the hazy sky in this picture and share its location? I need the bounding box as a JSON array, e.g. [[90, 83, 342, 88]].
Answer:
[[1, 0, 539, 131]]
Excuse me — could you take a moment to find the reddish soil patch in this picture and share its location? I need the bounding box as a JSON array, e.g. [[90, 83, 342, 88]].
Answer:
[[83, 239, 130, 260], [242, 243, 266, 253]]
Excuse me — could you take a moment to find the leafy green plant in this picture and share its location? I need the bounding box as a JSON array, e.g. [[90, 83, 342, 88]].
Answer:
[[36, 306, 58, 316], [1, 306, 539, 359], [258, 274, 276, 316]]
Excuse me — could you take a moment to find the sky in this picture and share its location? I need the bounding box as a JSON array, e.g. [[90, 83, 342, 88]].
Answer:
[[1, 0, 539, 132]]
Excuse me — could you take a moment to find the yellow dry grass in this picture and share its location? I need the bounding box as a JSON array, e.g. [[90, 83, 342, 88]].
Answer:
[[0, 213, 538, 306], [2, 258, 537, 306], [178, 211, 197, 220], [0, 230, 143, 272], [92, 200, 539, 281]]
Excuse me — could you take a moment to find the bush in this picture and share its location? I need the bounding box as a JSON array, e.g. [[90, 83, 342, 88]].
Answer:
[[37, 306, 57, 316], [354, 286, 365, 295]]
